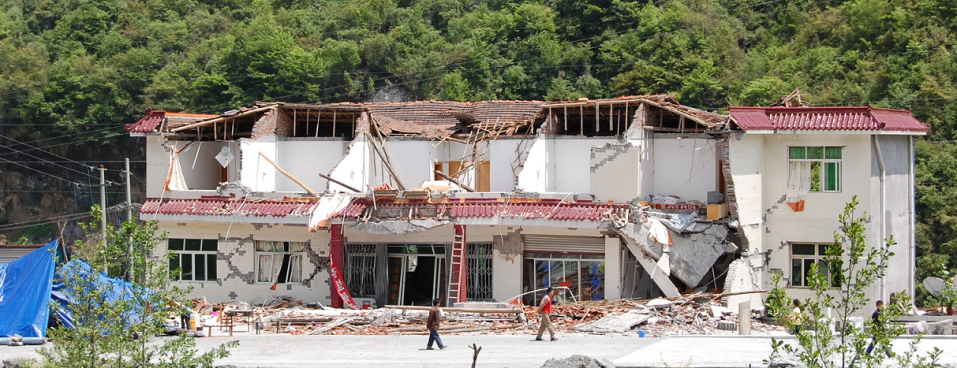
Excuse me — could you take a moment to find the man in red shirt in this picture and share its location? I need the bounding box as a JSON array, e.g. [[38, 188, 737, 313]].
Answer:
[[536, 287, 558, 341]]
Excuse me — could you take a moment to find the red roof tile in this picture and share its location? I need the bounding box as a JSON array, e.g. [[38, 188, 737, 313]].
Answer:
[[729, 106, 929, 132], [125, 110, 165, 133], [141, 197, 318, 217], [338, 198, 625, 221]]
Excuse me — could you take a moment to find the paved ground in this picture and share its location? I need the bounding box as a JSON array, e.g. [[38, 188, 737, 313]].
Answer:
[[2, 332, 957, 367]]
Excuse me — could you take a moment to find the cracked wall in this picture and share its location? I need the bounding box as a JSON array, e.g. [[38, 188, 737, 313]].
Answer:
[[160, 221, 332, 303]]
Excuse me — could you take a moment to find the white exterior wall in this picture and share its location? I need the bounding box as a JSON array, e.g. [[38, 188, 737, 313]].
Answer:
[[488, 139, 524, 192], [554, 138, 617, 194], [145, 136, 169, 199], [381, 140, 432, 189], [275, 140, 348, 192], [728, 134, 765, 257], [651, 138, 717, 203], [328, 138, 372, 192], [240, 140, 278, 192], [158, 221, 332, 304], [516, 138, 554, 192], [871, 135, 916, 304]]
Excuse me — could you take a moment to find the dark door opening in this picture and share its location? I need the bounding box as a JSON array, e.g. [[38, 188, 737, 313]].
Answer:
[[403, 256, 436, 306]]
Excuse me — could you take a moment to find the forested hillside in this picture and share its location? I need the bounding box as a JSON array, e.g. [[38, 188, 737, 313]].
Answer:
[[1, 0, 956, 304]]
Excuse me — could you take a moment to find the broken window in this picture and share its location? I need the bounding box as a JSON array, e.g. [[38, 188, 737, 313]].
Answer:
[[523, 254, 605, 304], [256, 241, 304, 284], [466, 243, 493, 301], [790, 243, 841, 287], [345, 243, 377, 298], [788, 146, 842, 192], [168, 238, 218, 282]]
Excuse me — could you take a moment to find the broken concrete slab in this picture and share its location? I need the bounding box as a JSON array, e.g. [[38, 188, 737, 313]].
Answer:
[[617, 221, 730, 288], [349, 219, 449, 234], [666, 224, 728, 287], [574, 311, 652, 333], [646, 298, 672, 309], [620, 236, 680, 298]]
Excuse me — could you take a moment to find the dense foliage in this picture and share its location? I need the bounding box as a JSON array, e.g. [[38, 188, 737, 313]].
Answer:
[[2, 0, 957, 304]]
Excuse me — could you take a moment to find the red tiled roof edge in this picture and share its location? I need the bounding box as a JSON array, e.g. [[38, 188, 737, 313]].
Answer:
[[728, 106, 929, 132], [126, 110, 165, 133], [141, 197, 319, 217]]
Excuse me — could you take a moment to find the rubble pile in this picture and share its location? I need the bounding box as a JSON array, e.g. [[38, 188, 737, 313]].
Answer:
[[193, 292, 786, 337], [525, 293, 785, 337]]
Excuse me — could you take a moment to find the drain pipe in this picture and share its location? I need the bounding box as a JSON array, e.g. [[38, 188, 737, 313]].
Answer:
[[872, 135, 886, 301], [909, 136, 916, 295]]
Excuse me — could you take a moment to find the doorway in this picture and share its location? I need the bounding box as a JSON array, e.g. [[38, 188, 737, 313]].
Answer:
[[386, 244, 447, 306]]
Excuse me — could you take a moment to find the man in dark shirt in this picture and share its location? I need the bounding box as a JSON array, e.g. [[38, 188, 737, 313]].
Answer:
[[866, 300, 892, 357], [426, 298, 447, 350]]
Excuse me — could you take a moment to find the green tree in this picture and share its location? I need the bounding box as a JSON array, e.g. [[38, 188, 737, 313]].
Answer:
[[39, 205, 237, 368], [765, 197, 942, 368]]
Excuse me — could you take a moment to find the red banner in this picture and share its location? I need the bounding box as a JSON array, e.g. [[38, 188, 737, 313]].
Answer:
[[329, 251, 360, 310]]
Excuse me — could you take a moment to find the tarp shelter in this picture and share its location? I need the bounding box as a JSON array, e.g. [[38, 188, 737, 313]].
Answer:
[[0, 240, 57, 337], [51, 258, 146, 329], [0, 240, 146, 337]]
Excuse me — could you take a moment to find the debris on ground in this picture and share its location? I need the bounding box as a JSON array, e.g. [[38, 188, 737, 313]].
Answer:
[[540, 354, 614, 368], [186, 291, 787, 337]]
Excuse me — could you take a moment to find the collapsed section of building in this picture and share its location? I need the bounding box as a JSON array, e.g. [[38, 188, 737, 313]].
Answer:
[[126, 94, 927, 315]]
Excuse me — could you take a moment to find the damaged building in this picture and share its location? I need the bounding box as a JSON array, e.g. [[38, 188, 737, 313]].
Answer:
[[125, 94, 927, 314]]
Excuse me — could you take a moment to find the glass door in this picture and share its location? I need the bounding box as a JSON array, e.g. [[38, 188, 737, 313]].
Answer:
[[387, 256, 406, 305]]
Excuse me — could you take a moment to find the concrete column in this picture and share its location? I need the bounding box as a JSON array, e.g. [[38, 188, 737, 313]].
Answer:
[[492, 249, 522, 303], [739, 301, 751, 335], [604, 236, 621, 300]]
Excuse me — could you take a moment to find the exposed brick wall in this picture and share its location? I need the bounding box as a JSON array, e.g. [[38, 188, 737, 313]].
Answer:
[[250, 107, 292, 139]]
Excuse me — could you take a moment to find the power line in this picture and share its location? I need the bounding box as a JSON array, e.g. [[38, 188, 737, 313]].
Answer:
[[0, 156, 81, 185], [0, 138, 101, 180], [0, 133, 107, 171]]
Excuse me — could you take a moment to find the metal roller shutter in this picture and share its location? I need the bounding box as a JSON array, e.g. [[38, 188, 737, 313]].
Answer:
[[522, 235, 605, 254]]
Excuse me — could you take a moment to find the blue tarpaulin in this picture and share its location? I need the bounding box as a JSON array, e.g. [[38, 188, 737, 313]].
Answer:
[[0, 240, 57, 338], [51, 258, 146, 329]]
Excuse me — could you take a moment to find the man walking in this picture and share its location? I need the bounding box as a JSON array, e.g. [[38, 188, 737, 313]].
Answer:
[[866, 300, 893, 357], [426, 298, 447, 350], [536, 287, 558, 341]]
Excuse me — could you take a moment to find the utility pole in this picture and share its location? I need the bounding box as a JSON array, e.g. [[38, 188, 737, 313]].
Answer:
[[100, 165, 107, 273], [125, 158, 133, 281]]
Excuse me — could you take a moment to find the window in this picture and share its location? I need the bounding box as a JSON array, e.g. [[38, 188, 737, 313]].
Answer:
[[790, 243, 841, 287], [523, 253, 605, 304], [345, 244, 377, 298], [466, 243, 493, 301], [789, 146, 842, 192], [168, 239, 218, 281], [256, 241, 304, 284]]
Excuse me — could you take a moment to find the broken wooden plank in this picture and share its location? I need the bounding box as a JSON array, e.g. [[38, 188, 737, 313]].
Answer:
[[258, 152, 319, 196], [319, 172, 361, 192]]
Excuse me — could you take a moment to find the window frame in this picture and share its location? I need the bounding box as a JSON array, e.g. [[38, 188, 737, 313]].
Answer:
[[788, 146, 843, 193], [255, 241, 305, 284], [466, 243, 494, 301], [524, 253, 605, 304], [345, 243, 377, 298], [168, 238, 218, 282], [789, 242, 841, 288]]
